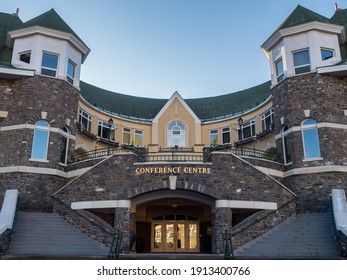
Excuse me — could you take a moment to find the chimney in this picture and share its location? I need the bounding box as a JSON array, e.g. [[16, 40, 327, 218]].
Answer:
[[12, 8, 19, 17], [334, 3, 341, 12]]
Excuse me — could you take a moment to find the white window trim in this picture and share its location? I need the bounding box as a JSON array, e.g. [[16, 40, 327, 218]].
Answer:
[[30, 121, 50, 162], [41, 51, 59, 78], [301, 119, 322, 160], [210, 129, 219, 145], [123, 127, 131, 144], [79, 109, 92, 132], [293, 49, 310, 75], [67, 59, 76, 85]]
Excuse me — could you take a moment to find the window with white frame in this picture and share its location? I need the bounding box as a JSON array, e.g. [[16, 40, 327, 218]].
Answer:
[[78, 109, 92, 132], [123, 128, 131, 144], [31, 121, 50, 160], [275, 58, 284, 82], [241, 120, 256, 140], [98, 120, 116, 141], [301, 119, 321, 160], [167, 121, 186, 147], [134, 130, 143, 146], [282, 126, 291, 164], [19, 51, 31, 64], [321, 48, 334, 61], [41, 52, 58, 77], [67, 60, 76, 85], [222, 127, 231, 144], [210, 130, 218, 146], [293, 49, 310, 74], [261, 108, 274, 131]]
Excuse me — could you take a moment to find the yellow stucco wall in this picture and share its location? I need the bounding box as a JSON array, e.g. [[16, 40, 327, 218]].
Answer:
[[76, 94, 275, 153]]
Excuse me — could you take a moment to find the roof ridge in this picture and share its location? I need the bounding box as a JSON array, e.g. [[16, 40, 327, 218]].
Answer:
[[277, 4, 332, 30]]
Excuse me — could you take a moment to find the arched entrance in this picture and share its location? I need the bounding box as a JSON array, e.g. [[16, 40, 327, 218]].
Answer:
[[131, 190, 214, 253]]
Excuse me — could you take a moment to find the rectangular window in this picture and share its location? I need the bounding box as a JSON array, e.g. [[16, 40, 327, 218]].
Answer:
[[210, 130, 218, 145], [19, 51, 31, 64], [67, 60, 76, 85], [134, 130, 143, 146], [98, 120, 115, 141], [222, 127, 231, 144], [293, 49, 310, 74], [123, 128, 131, 144], [242, 120, 256, 140], [275, 58, 284, 82], [261, 108, 274, 131], [41, 52, 58, 77], [321, 48, 334, 61], [78, 109, 92, 132]]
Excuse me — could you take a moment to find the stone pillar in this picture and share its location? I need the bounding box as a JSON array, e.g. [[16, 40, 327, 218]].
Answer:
[[114, 207, 131, 254], [129, 211, 137, 253], [212, 207, 232, 254]]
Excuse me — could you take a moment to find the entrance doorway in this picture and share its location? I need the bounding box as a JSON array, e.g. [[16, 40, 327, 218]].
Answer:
[[151, 215, 199, 253]]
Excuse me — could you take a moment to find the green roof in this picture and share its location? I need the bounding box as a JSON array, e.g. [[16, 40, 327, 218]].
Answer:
[[277, 5, 332, 30], [16, 8, 84, 44], [0, 12, 22, 63], [80, 81, 271, 122], [331, 8, 347, 26]]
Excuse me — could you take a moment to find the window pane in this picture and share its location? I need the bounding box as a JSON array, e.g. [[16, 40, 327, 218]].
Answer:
[[42, 53, 58, 69], [222, 128, 230, 144], [41, 68, 56, 77], [276, 59, 284, 82], [210, 130, 218, 145], [295, 65, 311, 75], [303, 129, 321, 158], [135, 130, 143, 146], [20, 52, 31, 64], [293, 50, 310, 66], [321, 49, 333, 61], [168, 121, 186, 147], [31, 124, 49, 160]]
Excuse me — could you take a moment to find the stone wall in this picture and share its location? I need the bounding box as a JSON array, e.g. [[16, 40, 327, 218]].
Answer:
[[0, 173, 66, 212], [0, 76, 79, 170], [53, 152, 296, 253], [272, 73, 347, 169]]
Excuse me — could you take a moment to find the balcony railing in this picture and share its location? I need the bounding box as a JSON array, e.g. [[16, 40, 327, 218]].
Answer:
[[68, 144, 279, 164]]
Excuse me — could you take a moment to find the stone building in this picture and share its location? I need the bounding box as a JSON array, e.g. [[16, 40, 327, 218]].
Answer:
[[0, 5, 346, 256]]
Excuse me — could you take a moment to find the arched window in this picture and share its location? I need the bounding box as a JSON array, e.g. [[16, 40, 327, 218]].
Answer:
[[301, 119, 321, 159], [167, 121, 186, 147], [31, 121, 50, 160], [282, 126, 291, 164]]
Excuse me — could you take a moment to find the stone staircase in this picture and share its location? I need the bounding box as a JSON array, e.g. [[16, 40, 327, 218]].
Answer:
[[234, 213, 342, 259], [6, 212, 109, 257]]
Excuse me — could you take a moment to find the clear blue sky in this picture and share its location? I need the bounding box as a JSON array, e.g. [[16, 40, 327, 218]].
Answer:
[[2, 0, 342, 98]]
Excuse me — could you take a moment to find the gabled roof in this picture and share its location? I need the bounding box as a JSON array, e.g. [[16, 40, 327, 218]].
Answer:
[[80, 81, 272, 123], [278, 5, 332, 30]]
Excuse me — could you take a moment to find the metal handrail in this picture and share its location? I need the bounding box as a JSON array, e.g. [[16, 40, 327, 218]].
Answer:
[[68, 145, 279, 164], [222, 231, 234, 260], [108, 231, 123, 259]]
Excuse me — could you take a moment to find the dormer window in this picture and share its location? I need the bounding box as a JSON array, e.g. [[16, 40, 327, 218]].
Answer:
[[275, 58, 284, 82], [321, 48, 334, 61], [19, 51, 31, 64], [293, 49, 310, 74], [41, 52, 58, 77]]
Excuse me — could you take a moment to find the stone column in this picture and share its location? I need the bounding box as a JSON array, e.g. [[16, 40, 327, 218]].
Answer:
[[114, 207, 131, 254], [212, 207, 232, 254]]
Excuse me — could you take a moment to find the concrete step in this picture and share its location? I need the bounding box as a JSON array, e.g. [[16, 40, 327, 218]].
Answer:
[[7, 212, 109, 256], [234, 213, 341, 258]]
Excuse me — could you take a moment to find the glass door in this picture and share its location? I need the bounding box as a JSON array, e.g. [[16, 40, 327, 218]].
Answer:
[[151, 220, 199, 253]]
